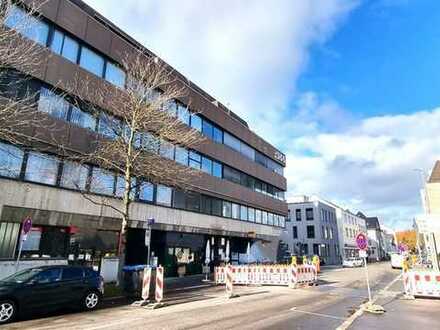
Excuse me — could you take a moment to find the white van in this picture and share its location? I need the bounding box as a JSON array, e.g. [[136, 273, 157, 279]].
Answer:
[[391, 253, 404, 269]]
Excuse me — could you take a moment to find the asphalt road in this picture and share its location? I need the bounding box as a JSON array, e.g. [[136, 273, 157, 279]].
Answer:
[[4, 262, 401, 330]]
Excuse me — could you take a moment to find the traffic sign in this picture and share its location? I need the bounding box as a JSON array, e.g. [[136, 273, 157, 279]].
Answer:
[[398, 243, 408, 253], [22, 217, 32, 235], [359, 250, 368, 258], [356, 232, 368, 251]]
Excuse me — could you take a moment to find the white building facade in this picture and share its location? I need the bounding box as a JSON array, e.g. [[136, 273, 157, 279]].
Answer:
[[281, 196, 340, 265], [334, 208, 367, 261]]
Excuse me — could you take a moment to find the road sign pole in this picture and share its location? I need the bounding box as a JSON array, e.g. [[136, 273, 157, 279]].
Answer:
[[364, 257, 372, 303], [15, 236, 25, 272], [15, 217, 32, 272]]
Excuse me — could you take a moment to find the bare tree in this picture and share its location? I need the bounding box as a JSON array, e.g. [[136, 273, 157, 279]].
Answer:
[[65, 53, 207, 266], [0, 0, 47, 146]]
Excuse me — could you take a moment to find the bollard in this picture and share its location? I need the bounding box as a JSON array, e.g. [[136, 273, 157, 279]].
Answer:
[[289, 265, 297, 289], [142, 266, 152, 301], [155, 266, 164, 303]]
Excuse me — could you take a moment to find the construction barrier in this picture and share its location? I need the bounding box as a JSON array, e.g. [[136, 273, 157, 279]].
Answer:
[[141, 267, 152, 300], [155, 266, 164, 303], [215, 264, 317, 288], [226, 264, 234, 298], [410, 270, 440, 298]]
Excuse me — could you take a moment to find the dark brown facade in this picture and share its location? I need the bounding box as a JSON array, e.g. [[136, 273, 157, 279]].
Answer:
[[17, 0, 287, 216]]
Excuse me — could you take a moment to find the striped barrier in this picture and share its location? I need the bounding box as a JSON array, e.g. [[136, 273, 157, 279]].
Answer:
[[141, 267, 152, 300], [226, 264, 234, 298], [409, 270, 440, 298], [214, 264, 317, 288], [155, 266, 164, 303]]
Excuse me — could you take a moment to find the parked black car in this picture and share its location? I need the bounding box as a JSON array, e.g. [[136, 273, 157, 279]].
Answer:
[[0, 265, 104, 324]]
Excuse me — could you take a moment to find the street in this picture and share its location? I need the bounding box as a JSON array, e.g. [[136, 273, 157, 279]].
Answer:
[[5, 262, 436, 330]]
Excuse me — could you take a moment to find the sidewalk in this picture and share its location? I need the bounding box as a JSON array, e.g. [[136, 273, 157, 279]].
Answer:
[[350, 278, 440, 330]]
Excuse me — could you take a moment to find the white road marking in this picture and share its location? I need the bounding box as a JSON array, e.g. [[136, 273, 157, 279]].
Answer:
[[289, 307, 345, 320], [336, 273, 403, 330]]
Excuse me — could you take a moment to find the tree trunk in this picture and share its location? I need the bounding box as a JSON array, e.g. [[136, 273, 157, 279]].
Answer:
[[117, 124, 135, 285]]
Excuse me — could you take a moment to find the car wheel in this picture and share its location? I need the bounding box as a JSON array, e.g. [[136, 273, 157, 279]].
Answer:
[[83, 291, 100, 311], [0, 300, 16, 324]]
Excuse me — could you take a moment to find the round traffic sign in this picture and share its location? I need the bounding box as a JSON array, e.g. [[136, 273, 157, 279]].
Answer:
[[356, 232, 368, 250], [22, 217, 32, 235]]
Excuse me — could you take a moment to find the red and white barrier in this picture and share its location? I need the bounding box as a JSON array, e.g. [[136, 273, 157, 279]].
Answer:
[[409, 271, 440, 298], [215, 264, 317, 288], [226, 264, 234, 298], [142, 267, 152, 300], [155, 266, 164, 303]]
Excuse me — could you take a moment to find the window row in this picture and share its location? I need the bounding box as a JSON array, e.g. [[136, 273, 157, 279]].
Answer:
[[165, 99, 285, 176], [173, 190, 285, 227], [5, 5, 126, 89], [0, 142, 285, 228], [293, 208, 314, 221], [36, 86, 284, 200]]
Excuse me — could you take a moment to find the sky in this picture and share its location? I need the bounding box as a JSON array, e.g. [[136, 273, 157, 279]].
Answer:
[[83, 0, 440, 230]]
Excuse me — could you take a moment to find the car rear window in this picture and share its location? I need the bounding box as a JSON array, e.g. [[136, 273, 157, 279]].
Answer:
[[62, 267, 84, 281]]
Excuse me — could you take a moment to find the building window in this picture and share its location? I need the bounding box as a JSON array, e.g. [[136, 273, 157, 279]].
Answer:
[[202, 120, 213, 139], [224, 132, 241, 153], [159, 140, 175, 160], [212, 161, 222, 178], [70, 106, 96, 131], [303, 243, 309, 255], [25, 152, 59, 185], [175, 147, 188, 166], [313, 244, 320, 256], [262, 211, 268, 225], [0, 222, 20, 258], [201, 157, 212, 175], [222, 201, 232, 218], [0, 143, 24, 178], [240, 205, 248, 221], [231, 203, 240, 219], [324, 227, 328, 239], [248, 208, 255, 222], [185, 192, 200, 212], [296, 209, 302, 221], [268, 213, 274, 226], [200, 195, 212, 214], [90, 167, 115, 196], [177, 105, 190, 125], [240, 143, 255, 161], [50, 29, 79, 63], [189, 151, 202, 169], [5, 5, 49, 46], [60, 161, 89, 190], [38, 87, 70, 120], [190, 114, 202, 132], [105, 62, 126, 88], [115, 176, 136, 199], [213, 126, 223, 144], [98, 113, 121, 139], [156, 185, 172, 206], [139, 181, 154, 202], [330, 228, 333, 239], [293, 226, 298, 239], [212, 199, 222, 216], [255, 209, 262, 224], [306, 208, 314, 220], [307, 225, 315, 239], [79, 46, 105, 78], [223, 166, 241, 184]]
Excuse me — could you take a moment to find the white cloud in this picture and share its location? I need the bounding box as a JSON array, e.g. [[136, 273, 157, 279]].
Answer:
[[83, 0, 358, 137], [286, 105, 440, 230]]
